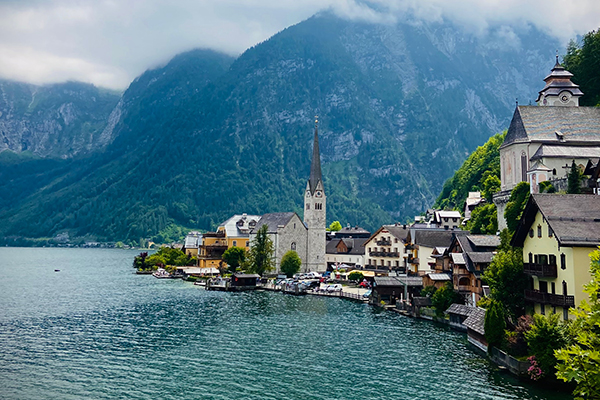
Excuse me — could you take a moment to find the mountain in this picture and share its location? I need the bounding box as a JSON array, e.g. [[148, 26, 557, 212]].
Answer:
[[0, 80, 120, 158], [0, 13, 561, 245]]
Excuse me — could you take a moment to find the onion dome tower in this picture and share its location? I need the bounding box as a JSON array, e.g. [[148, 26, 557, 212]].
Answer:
[[536, 55, 584, 106]]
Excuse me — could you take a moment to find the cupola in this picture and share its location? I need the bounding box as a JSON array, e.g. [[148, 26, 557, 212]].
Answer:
[[536, 55, 583, 106]]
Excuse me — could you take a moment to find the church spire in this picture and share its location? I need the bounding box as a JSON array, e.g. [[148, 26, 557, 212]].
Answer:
[[536, 55, 583, 106], [308, 116, 322, 194]]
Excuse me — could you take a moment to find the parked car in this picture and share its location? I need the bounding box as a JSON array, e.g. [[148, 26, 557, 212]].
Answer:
[[326, 284, 342, 292]]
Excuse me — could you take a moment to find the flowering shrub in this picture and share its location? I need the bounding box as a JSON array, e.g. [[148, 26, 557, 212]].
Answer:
[[527, 356, 543, 381]]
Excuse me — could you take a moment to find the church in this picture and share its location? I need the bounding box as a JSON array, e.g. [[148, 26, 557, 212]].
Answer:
[[494, 56, 600, 229], [249, 119, 327, 273]]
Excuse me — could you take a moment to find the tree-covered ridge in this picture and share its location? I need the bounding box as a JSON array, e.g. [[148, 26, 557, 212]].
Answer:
[[0, 13, 559, 244], [564, 28, 600, 107], [435, 132, 505, 211]]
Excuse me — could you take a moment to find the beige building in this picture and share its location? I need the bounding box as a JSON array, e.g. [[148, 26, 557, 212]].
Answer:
[[363, 225, 409, 272], [495, 58, 600, 229], [404, 228, 462, 275], [512, 194, 600, 320], [326, 238, 367, 269]]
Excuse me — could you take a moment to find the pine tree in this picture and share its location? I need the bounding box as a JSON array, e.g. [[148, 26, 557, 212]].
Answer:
[[247, 225, 275, 276], [567, 160, 582, 194]]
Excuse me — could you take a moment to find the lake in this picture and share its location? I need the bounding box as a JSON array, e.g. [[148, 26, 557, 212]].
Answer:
[[0, 248, 569, 399]]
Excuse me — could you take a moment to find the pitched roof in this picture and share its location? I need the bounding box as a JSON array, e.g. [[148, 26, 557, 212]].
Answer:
[[446, 303, 478, 317], [466, 235, 500, 249], [427, 273, 451, 281], [326, 238, 367, 255], [462, 307, 486, 335], [412, 229, 463, 248], [308, 123, 322, 194], [365, 224, 409, 245], [337, 226, 371, 237], [503, 106, 600, 148], [252, 212, 300, 234], [512, 194, 600, 247], [374, 276, 423, 287], [466, 252, 495, 264], [530, 145, 600, 161], [219, 214, 261, 237]]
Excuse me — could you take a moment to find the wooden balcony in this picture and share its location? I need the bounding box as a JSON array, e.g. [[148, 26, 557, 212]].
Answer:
[[524, 290, 575, 308], [376, 239, 392, 246], [524, 263, 557, 278], [369, 251, 400, 258]]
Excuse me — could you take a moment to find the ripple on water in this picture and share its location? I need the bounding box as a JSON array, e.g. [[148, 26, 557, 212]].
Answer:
[[0, 248, 571, 400]]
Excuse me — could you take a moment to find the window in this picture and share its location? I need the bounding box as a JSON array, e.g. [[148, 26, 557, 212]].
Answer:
[[529, 229, 534, 238], [528, 252, 533, 263], [232, 241, 237, 247], [561, 254, 566, 270], [553, 168, 557, 176], [291, 242, 296, 250], [563, 280, 568, 295], [306, 204, 310, 210], [548, 225, 553, 237], [537, 225, 542, 238], [521, 152, 527, 182], [452, 218, 457, 222], [549, 254, 556, 266], [539, 281, 548, 293], [538, 254, 548, 265], [246, 241, 249, 247], [294, 223, 296, 229], [551, 282, 556, 294], [540, 304, 545, 315]]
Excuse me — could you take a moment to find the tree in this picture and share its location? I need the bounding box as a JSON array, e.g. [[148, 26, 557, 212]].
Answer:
[[481, 172, 501, 203], [525, 313, 567, 377], [431, 282, 462, 317], [348, 271, 364, 282], [329, 221, 342, 232], [483, 246, 528, 319], [567, 160, 582, 194], [504, 182, 530, 233], [280, 250, 302, 278], [466, 203, 498, 234], [222, 246, 247, 273], [133, 252, 150, 270], [564, 29, 600, 107], [247, 224, 274, 276], [539, 181, 556, 194], [484, 299, 506, 347], [555, 247, 600, 399]]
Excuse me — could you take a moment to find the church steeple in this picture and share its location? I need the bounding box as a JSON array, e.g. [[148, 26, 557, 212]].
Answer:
[[536, 55, 584, 106], [308, 117, 322, 194]]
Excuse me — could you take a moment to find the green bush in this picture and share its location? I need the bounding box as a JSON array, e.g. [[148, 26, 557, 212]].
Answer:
[[525, 313, 567, 377], [348, 271, 364, 282], [484, 300, 506, 347]]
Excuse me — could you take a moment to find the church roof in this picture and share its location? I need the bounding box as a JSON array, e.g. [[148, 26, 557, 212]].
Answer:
[[530, 145, 600, 161], [502, 106, 600, 148], [308, 122, 323, 194], [251, 212, 302, 234]]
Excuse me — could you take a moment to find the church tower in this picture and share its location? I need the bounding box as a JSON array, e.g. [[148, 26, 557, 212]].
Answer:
[[536, 55, 584, 106], [303, 117, 326, 272]]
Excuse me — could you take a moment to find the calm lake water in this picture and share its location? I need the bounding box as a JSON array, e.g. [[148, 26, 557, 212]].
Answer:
[[0, 248, 570, 400]]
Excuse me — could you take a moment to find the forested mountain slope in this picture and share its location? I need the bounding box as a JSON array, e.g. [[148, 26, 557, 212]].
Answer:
[[0, 13, 560, 244]]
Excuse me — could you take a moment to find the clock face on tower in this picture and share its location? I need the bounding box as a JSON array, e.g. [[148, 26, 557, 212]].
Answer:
[[315, 190, 322, 198]]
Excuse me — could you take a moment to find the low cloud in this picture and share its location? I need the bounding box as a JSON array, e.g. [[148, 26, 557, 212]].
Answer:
[[0, 0, 598, 90]]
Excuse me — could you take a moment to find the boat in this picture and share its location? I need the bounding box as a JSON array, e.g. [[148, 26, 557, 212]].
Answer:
[[193, 280, 206, 287], [152, 268, 174, 279]]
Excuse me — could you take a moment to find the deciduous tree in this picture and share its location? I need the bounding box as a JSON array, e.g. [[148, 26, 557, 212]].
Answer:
[[504, 182, 530, 233], [222, 246, 247, 273], [280, 250, 302, 278], [483, 246, 527, 319]]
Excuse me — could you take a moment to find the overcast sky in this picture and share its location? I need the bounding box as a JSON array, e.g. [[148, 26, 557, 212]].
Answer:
[[0, 0, 598, 90]]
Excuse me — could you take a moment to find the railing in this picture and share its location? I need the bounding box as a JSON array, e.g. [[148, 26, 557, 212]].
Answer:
[[524, 290, 575, 307], [369, 251, 400, 257], [408, 257, 419, 265], [376, 239, 392, 246], [524, 263, 557, 278], [457, 285, 472, 292], [405, 244, 415, 250]]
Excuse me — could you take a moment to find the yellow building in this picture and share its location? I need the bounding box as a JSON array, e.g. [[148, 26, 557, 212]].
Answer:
[[512, 194, 600, 320], [198, 214, 260, 269]]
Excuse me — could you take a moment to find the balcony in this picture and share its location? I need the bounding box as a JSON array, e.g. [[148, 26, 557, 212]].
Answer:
[[408, 256, 419, 265], [405, 244, 415, 250], [524, 263, 557, 278], [376, 239, 392, 246], [524, 290, 575, 308], [369, 251, 400, 258]]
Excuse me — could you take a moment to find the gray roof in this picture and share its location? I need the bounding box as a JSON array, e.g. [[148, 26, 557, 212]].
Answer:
[[466, 252, 495, 264], [252, 212, 300, 234], [451, 253, 466, 264], [412, 229, 462, 248], [531, 145, 600, 161], [503, 106, 600, 148], [374, 276, 423, 287], [446, 303, 478, 317], [220, 214, 261, 237], [326, 238, 367, 255], [536, 60, 584, 101], [337, 226, 371, 236], [462, 307, 486, 335], [233, 273, 260, 279], [308, 124, 322, 194], [466, 235, 500, 249], [427, 273, 451, 281], [384, 224, 410, 242]]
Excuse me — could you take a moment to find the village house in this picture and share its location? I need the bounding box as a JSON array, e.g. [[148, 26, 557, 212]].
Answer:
[[182, 231, 201, 258], [404, 228, 463, 275], [494, 57, 600, 229], [197, 213, 261, 269], [326, 237, 368, 270], [447, 233, 500, 306], [363, 224, 409, 272], [512, 194, 600, 320]]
